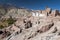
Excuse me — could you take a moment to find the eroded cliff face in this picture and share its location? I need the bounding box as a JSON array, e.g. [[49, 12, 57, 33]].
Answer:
[[0, 5, 60, 40]]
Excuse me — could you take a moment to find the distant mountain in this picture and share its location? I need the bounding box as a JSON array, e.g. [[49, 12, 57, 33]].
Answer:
[[0, 4, 32, 19]]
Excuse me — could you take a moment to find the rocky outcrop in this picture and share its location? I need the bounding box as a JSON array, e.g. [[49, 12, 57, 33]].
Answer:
[[0, 4, 60, 40], [50, 10, 60, 17], [37, 22, 54, 33], [2, 16, 60, 40]]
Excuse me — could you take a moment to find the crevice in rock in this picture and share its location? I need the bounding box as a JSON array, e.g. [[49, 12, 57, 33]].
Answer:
[[0, 31, 3, 34], [25, 21, 32, 29], [27, 32, 37, 39], [37, 30, 42, 33], [58, 32, 60, 35], [38, 21, 40, 24], [52, 27, 57, 33], [20, 28, 22, 33], [49, 22, 54, 29]]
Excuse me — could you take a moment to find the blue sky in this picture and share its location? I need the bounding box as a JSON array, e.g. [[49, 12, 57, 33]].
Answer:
[[0, 0, 60, 10]]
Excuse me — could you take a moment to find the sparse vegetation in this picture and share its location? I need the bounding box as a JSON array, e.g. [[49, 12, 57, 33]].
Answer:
[[0, 16, 16, 29], [6, 16, 16, 26]]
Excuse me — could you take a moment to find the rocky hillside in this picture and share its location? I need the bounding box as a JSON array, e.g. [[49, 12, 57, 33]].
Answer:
[[0, 4, 32, 19], [0, 4, 60, 40], [0, 4, 32, 29]]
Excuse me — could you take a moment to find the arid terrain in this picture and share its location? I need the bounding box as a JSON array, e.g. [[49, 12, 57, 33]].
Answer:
[[0, 5, 60, 40]]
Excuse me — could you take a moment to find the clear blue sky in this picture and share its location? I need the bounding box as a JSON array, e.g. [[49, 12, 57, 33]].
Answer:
[[0, 0, 60, 10]]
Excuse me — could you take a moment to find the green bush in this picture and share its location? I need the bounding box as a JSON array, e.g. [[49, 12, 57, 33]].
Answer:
[[7, 17, 16, 26], [0, 17, 16, 29], [0, 25, 4, 29]]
